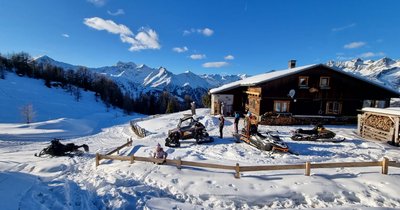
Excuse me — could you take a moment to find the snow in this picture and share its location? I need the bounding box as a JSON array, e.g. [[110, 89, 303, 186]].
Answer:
[[210, 63, 398, 95], [1, 74, 400, 209], [210, 64, 318, 94], [362, 107, 400, 116]]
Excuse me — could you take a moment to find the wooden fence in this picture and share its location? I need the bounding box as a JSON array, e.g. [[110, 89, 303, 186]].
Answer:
[[95, 141, 400, 178], [130, 121, 147, 138]]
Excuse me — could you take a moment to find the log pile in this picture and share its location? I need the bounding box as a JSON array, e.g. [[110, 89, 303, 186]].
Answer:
[[364, 114, 393, 132]]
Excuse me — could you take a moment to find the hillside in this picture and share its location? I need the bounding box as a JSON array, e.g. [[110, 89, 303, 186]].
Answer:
[[0, 73, 137, 140]]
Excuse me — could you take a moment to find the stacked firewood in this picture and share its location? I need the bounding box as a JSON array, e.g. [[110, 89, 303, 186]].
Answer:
[[364, 114, 393, 131]]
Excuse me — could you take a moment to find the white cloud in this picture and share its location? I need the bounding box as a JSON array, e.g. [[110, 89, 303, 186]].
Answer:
[[183, 28, 214, 37], [87, 0, 107, 6], [84, 17, 160, 51], [62, 34, 70, 38], [202, 28, 214, 36], [107, 9, 125, 16], [120, 28, 161, 51], [332, 23, 356, 32], [224, 55, 234, 60], [83, 17, 132, 36], [190, 54, 206, 60], [358, 52, 385, 58], [344, 41, 366, 49], [172, 46, 188, 53], [202, 61, 229, 68]]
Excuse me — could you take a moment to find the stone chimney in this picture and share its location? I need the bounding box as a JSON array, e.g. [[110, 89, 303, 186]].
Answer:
[[288, 60, 296, 69]]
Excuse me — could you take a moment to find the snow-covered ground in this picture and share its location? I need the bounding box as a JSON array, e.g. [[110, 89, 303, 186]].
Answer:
[[1, 74, 400, 209]]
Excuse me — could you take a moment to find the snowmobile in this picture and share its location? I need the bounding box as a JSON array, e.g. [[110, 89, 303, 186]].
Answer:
[[35, 138, 89, 157], [291, 124, 345, 142], [235, 116, 289, 152], [165, 116, 214, 147]]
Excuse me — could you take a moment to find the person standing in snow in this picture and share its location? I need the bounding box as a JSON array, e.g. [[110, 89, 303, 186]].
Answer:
[[220, 102, 225, 116], [219, 115, 225, 138], [190, 101, 196, 116], [234, 111, 240, 134], [153, 143, 168, 163]]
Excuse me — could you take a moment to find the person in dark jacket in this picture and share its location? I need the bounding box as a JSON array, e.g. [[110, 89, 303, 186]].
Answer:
[[233, 111, 240, 134], [219, 115, 225, 138]]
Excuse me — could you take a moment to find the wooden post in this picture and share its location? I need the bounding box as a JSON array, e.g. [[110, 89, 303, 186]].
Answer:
[[395, 118, 399, 145], [382, 157, 389, 175], [130, 155, 135, 164], [234, 163, 240, 179], [177, 157, 182, 170], [95, 153, 100, 167], [305, 161, 311, 176]]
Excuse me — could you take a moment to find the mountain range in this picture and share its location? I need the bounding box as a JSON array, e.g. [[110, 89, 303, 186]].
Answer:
[[34, 56, 400, 104], [34, 55, 247, 102], [327, 57, 400, 91]]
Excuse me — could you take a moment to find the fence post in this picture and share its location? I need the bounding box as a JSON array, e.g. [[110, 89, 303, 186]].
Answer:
[[177, 157, 182, 170], [130, 155, 135, 164], [234, 163, 240, 179], [95, 153, 100, 167], [305, 161, 311, 176], [382, 157, 389, 175]]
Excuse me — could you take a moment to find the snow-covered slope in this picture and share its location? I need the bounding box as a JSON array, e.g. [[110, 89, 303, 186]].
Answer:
[[327, 57, 400, 91], [1, 73, 400, 208], [0, 73, 137, 140], [1, 106, 400, 209], [34, 56, 246, 101]]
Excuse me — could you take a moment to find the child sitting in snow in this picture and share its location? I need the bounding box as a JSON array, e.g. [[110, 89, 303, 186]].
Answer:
[[153, 143, 168, 164]]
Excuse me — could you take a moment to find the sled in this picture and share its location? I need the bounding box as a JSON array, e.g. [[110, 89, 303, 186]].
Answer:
[[290, 124, 345, 143], [35, 138, 89, 157], [236, 117, 289, 152]]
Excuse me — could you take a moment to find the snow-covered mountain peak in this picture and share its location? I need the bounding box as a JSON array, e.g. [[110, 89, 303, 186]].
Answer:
[[374, 57, 396, 67], [327, 56, 400, 91], [34, 55, 80, 71], [34, 55, 54, 63], [116, 61, 137, 69]]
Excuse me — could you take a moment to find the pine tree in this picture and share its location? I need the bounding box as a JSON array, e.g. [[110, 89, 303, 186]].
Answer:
[[202, 93, 211, 108], [166, 97, 178, 113]]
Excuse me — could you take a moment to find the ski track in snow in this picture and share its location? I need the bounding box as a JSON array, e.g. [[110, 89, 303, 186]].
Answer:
[[1, 109, 400, 209]]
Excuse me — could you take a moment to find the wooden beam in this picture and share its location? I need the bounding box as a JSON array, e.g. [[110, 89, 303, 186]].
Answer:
[[235, 163, 240, 179], [395, 117, 400, 144], [245, 91, 260, 96], [95, 153, 100, 167], [240, 164, 304, 172], [305, 162, 311, 176], [382, 157, 389, 175]]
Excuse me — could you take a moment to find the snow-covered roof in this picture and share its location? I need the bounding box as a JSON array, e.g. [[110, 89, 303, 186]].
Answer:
[[361, 107, 400, 116], [209, 64, 399, 95]]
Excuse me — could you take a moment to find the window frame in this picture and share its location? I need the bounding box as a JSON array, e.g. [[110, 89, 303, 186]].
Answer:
[[320, 76, 330, 89], [273, 100, 290, 113], [325, 101, 342, 115], [298, 76, 309, 88]]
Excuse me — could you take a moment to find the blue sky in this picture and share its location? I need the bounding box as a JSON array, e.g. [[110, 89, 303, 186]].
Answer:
[[0, 0, 399, 75]]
